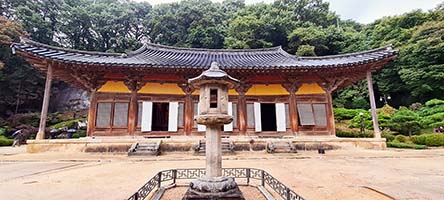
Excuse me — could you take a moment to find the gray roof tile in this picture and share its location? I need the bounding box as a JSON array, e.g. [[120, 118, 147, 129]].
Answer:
[[11, 38, 398, 69]]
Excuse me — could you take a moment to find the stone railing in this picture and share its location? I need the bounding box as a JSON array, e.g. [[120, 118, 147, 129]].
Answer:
[[128, 168, 304, 200]]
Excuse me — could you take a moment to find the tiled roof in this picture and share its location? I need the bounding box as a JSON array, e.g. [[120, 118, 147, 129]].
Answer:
[[12, 38, 398, 69]]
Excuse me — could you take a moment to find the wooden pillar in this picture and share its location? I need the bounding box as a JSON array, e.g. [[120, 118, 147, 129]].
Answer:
[[235, 81, 251, 136], [128, 90, 138, 136], [237, 93, 247, 135], [86, 89, 97, 137], [283, 81, 301, 135], [184, 93, 193, 136], [366, 70, 381, 138], [318, 77, 347, 137], [179, 82, 195, 136], [325, 91, 336, 136], [36, 63, 53, 140], [289, 93, 299, 134], [124, 77, 145, 136]]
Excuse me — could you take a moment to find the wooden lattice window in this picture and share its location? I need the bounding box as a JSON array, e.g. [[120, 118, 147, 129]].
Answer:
[[96, 102, 129, 128], [246, 103, 255, 128], [297, 103, 327, 126], [178, 102, 184, 127], [232, 103, 238, 127], [285, 103, 290, 128], [96, 102, 112, 127], [137, 102, 142, 126], [113, 102, 129, 127], [193, 102, 198, 128], [313, 104, 327, 126]]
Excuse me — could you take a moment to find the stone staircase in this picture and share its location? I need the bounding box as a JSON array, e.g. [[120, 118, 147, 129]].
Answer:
[[193, 140, 235, 154], [128, 141, 161, 156], [266, 141, 297, 153]]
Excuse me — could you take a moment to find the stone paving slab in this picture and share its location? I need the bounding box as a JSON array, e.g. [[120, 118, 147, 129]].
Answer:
[[0, 148, 443, 200]]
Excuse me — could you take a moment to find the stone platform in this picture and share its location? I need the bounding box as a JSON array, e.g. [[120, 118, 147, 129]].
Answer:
[[26, 136, 386, 153], [183, 177, 245, 200]]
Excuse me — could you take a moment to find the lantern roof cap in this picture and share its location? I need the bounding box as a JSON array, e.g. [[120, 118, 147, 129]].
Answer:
[[189, 62, 239, 88]]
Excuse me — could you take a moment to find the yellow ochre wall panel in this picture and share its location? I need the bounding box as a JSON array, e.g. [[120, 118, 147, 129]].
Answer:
[[192, 89, 238, 95], [97, 81, 324, 95], [139, 83, 185, 94], [296, 83, 325, 94], [98, 81, 130, 93], [246, 84, 288, 96]]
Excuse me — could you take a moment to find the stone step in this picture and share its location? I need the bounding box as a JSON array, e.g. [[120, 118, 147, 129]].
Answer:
[[194, 140, 235, 154], [128, 141, 161, 156], [266, 141, 297, 153]]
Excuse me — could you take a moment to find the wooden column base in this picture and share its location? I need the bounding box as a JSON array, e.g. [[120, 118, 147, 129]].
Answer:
[[36, 132, 45, 140]]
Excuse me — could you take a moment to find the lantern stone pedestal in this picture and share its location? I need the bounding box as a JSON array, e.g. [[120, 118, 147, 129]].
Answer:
[[183, 62, 244, 200]]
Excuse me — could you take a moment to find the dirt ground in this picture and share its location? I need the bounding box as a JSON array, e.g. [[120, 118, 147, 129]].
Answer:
[[1, 147, 444, 200]]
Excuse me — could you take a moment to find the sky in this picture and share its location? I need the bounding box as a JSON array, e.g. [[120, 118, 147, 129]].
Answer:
[[132, 0, 443, 24]]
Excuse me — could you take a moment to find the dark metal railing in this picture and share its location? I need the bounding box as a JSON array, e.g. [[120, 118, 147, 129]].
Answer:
[[128, 168, 304, 200]]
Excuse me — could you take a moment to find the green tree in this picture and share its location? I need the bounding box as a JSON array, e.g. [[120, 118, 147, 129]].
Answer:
[[0, 16, 45, 114], [149, 0, 226, 48], [389, 107, 422, 137], [419, 99, 444, 128]]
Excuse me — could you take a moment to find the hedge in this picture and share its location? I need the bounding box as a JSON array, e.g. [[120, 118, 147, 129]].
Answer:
[[72, 130, 86, 138], [394, 135, 408, 143], [382, 132, 395, 142], [51, 119, 80, 129], [412, 134, 444, 146], [0, 136, 13, 146], [336, 129, 373, 138], [333, 108, 367, 120], [387, 141, 427, 149]]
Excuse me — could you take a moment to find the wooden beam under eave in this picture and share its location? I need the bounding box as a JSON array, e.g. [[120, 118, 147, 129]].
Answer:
[[16, 52, 47, 65]]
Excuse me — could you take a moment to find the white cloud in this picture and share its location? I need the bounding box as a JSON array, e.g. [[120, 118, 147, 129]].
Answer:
[[132, 0, 442, 24], [325, 0, 442, 24]]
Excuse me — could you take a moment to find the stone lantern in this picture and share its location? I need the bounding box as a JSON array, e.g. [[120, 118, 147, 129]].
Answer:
[[183, 62, 244, 200]]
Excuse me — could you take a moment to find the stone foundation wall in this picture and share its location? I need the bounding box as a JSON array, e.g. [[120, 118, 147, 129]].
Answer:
[[26, 137, 386, 153]]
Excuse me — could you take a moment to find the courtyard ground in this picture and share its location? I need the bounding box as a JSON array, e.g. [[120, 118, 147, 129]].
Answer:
[[0, 147, 443, 200]]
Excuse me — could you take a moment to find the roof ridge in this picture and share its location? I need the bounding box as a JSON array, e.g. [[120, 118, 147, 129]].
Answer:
[[17, 38, 125, 57], [299, 44, 396, 60], [141, 42, 283, 53]]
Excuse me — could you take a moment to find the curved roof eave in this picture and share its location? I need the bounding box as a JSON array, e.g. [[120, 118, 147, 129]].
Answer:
[[11, 38, 399, 69]]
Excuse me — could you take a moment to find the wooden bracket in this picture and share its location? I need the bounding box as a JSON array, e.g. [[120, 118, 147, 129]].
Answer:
[[282, 77, 303, 94], [70, 69, 105, 92], [234, 78, 252, 95], [317, 76, 349, 93], [124, 74, 146, 92]]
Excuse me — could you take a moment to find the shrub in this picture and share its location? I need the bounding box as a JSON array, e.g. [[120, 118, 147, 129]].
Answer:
[[0, 127, 6, 137], [0, 136, 13, 146], [388, 107, 422, 136], [411, 134, 444, 146], [51, 119, 80, 129], [378, 105, 396, 116], [72, 130, 86, 138], [349, 112, 372, 129], [382, 132, 395, 142], [418, 99, 444, 119], [424, 134, 444, 146], [411, 135, 427, 145], [334, 108, 367, 121], [423, 112, 444, 128], [387, 141, 427, 149], [7, 113, 40, 128], [409, 103, 423, 111], [336, 129, 373, 138], [394, 135, 408, 143], [424, 99, 444, 107]]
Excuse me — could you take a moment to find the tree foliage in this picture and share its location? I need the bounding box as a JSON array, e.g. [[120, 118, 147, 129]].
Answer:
[[388, 107, 422, 137], [0, 0, 443, 117]]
